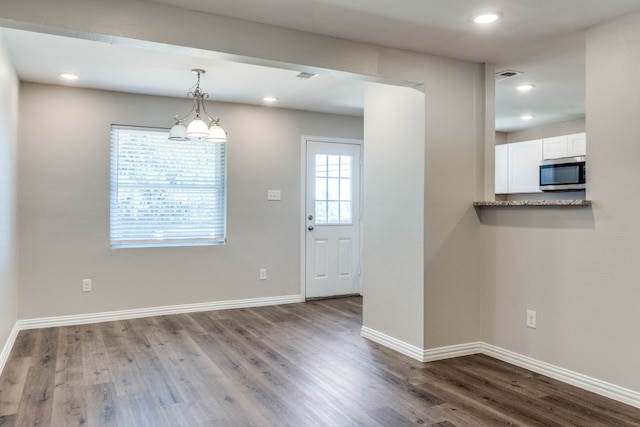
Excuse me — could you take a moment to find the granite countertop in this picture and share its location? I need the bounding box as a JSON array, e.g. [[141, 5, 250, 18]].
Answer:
[[473, 200, 591, 207]]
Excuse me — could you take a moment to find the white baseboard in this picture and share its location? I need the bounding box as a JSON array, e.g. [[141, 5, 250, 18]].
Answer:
[[0, 322, 20, 377], [17, 294, 303, 330], [422, 341, 484, 362], [481, 343, 640, 409], [360, 326, 483, 363], [0, 294, 303, 377], [361, 326, 425, 361], [360, 327, 640, 409]]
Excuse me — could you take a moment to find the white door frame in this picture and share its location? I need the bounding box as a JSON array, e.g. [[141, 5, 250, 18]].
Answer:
[[300, 135, 363, 299]]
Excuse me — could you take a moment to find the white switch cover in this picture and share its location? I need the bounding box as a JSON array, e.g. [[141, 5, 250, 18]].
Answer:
[[259, 269, 267, 280], [267, 190, 281, 201], [82, 279, 92, 292]]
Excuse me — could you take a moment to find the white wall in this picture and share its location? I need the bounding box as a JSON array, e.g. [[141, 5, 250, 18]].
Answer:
[[0, 35, 18, 353], [481, 10, 640, 393], [362, 47, 484, 350], [18, 83, 363, 318], [363, 83, 425, 348], [420, 57, 484, 349]]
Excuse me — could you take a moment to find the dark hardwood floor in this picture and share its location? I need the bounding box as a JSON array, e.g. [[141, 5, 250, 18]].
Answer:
[[0, 297, 638, 426]]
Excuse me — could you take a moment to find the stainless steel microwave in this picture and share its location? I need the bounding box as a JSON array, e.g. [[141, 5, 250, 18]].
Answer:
[[539, 156, 586, 191]]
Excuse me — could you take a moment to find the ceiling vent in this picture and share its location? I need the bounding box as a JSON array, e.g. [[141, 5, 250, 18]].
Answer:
[[495, 70, 522, 81], [296, 72, 318, 79]]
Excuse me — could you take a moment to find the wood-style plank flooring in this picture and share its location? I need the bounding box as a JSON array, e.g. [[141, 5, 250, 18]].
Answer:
[[0, 297, 639, 426]]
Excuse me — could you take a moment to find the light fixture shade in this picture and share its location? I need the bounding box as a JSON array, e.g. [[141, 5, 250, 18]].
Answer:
[[169, 122, 188, 141], [172, 69, 226, 141], [186, 118, 210, 138], [208, 123, 227, 142]]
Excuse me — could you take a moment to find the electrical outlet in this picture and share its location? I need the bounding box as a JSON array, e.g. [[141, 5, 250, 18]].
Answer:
[[82, 279, 92, 292], [259, 268, 267, 280], [526, 309, 536, 328]]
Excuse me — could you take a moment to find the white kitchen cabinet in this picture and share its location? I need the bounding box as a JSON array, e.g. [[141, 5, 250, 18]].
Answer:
[[543, 135, 568, 159], [542, 132, 586, 159], [497, 133, 585, 195], [507, 139, 543, 193], [567, 132, 586, 156], [495, 144, 508, 194]]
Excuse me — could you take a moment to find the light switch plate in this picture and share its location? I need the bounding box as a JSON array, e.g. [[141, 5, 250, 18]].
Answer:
[[267, 190, 281, 201]]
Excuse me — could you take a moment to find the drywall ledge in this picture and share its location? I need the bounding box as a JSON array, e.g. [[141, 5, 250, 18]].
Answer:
[[473, 200, 592, 207]]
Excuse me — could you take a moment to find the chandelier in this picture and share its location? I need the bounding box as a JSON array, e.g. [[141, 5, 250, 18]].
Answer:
[[169, 69, 227, 142]]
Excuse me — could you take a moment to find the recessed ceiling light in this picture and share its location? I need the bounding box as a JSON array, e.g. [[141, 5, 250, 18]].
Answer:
[[520, 114, 534, 121], [59, 73, 79, 80], [517, 84, 535, 91], [263, 97, 278, 103], [473, 13, 501, 24]]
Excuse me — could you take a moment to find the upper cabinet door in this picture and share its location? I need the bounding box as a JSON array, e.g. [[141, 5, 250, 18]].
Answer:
[[508, 139, 543, 193], [495, 144, 508, 194], [543, 135, 569, 159], [567, 132, 586, 156]]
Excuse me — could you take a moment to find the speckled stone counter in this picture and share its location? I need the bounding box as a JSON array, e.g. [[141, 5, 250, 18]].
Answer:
[[473, 200, 592, 207]]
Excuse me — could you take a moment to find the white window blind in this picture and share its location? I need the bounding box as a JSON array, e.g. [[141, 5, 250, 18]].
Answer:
[[110, 125, 227, 248]]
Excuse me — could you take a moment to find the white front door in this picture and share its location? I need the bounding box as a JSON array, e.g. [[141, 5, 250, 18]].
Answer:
[[305, 138, 362, 299]]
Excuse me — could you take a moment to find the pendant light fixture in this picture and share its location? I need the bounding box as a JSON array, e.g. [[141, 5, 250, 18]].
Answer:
[[169, 69, 227, 142]]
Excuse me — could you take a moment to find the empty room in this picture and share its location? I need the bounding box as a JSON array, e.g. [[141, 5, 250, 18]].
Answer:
[[1, 0, 640, 425]]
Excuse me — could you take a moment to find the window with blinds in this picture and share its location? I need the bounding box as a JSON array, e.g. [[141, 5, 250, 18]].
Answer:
[[110, 125, 227, 248]]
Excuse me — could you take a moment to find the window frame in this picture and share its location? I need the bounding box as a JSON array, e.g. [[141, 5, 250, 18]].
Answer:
[[109, 124, 227, 249]]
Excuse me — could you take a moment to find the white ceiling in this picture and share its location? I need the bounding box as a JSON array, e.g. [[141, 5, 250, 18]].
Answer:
[[0, 28, 367, 117], [3, 0, 640, 132]]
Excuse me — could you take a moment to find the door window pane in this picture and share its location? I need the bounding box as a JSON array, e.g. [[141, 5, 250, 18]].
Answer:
[[314, 153, 353, 225], [328, 155, 340, 177], [315, 201, 327, 224], [327, 178, 340, 200], [340, 179, 351, 200], [340, 201, 352, 223], [316, 154, 327, 177], [315, 177, 327, 200], [327, 201, 340, 223], [340, 157, 352, 178]]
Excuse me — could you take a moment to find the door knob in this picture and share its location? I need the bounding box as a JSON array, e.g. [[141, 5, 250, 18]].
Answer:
[[308, 215, 314, 220], [308, 226, 314, 231]]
